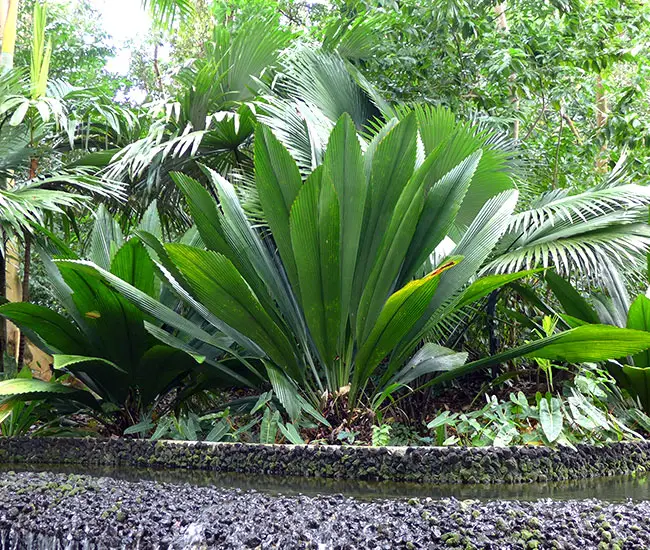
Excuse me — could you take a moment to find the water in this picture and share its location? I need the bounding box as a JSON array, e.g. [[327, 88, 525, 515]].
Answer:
[[1, 462, 648, 502]]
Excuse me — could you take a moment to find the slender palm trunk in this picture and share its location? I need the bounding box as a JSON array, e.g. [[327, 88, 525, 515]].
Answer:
[[0, 229, 6, 374], [494, 2, 519, 140], [16, 157, 38, 369], [595, 74, 609, 171], [0, 0, 18, 370], [16, 231, 30, 368], [0, 0, 18, 71]]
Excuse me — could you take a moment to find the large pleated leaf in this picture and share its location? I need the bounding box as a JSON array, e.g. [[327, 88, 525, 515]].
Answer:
[[266, 363, 301, 421], [135, 345, 202, 407], [356, 145, 442, 341], [400, 151, 482, 284], [172, 172, 232, 255], [137, 233, 263, 354], [397, 190, 518, 362], [322, 114, 366, 339], [290, 166, 341, 365], [255, 125, 303, 294], [138, 200, 163, 240], [353, 115, 417, 320], [529, 325, 650, 362], [0, 302, 88, 356], [164, 244, 302, 380], [455, 269, 543, 310], [53, 354, 125, 374], [110, 238, 157, 298], [628, 295, 650, 368], [56, 260, 150, 378], [384, 343, 468, 388], [0, 378, 78, 396], [200, 165, 303, 337], [352, 259, 458, 397], [89, 204, 123, 270], [408, 105, 515, 228]]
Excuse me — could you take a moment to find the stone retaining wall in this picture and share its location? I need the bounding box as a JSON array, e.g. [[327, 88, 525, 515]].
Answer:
[[0, 437, 647, 484]]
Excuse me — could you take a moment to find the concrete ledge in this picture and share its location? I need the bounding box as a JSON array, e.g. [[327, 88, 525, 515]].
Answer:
[[0, 437, 648, 484]]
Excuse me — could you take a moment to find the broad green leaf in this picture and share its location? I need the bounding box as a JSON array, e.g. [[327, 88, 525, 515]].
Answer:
[[110, 238, 157, 298], [205, 419, 231, 442], [278, 422, 305, 444], [251, 391, 273, 415], [538, 397, 563, 443], [357, 142, 447, 341], [89, 204, 123, 270], [260, 407, 280, 444], [493, 424, 518, 447], [411, 105, 515, 228], [322, 114, 366, 340], [401, 151, 482, 283], [627, 294, 650, 367], [455, 269, 543, 311], [123, 419, 154, 435], [199, 165, 300, 337], [528, 325, 650, 363], [385, 343, 468, 388], [396, 190, 518, 365], [545, 271, 600, 324], [165, 244, 301, 380], [0, 302, 88, 356], [0, 378, 78, 396], [428, 325, 650, 388], [57, 260, 149, 377], [290, 166, 341, 364], [426, 411, 457, 429], [353, 259, 458, 397], [255, 125, 303, 293], [138, 200, 163, 240], [53, 354, 125, 373], [0, 378, 100, 411], [266, 364, 301, 421], [354, 114, 417, 321], [172, 172, 232, 255]]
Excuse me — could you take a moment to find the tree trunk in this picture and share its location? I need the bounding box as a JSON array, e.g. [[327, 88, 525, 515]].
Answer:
[[16, 231, 29, 368], [0, 0, 19, 71], [494, 2, 519, 139], [0, 229, 6, 374], [595, 74, 609, 171], [0, 0, 8, 41]]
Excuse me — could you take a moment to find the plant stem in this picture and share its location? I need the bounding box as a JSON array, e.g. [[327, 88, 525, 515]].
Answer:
[[0, 228, 5, 374], [16, 230, 30, 369]]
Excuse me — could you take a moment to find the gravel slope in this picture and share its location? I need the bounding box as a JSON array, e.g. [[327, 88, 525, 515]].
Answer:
[[0, 471, 648, 549]]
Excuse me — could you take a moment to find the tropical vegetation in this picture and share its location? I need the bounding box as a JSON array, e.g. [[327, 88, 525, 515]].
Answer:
[[0, 0, 649, 447]]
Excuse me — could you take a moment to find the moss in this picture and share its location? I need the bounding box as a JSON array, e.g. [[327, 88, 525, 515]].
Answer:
[[2, 436, 650, 484]]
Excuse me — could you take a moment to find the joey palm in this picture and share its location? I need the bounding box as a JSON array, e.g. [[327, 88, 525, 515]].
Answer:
[[72, 113, 650, 420]]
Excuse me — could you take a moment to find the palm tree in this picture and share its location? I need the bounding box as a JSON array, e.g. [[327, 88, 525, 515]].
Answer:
[[141, 0, 195, 29], [0, 2, 127, 370], [104, 14, 294, 229]]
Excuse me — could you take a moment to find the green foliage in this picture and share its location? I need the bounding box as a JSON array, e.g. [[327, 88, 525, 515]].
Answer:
[[96, 112, 529, 414], [16, 0, 120, 92], [90, 114, 650, 423], [0, 206, 210, 432], [371, 423, 391, 447], [425, 366, 647, 447]]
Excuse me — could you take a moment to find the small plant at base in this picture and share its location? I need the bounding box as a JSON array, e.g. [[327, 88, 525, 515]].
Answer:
[[426, 366, 648, 448], [371, 424, 392, 447]]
